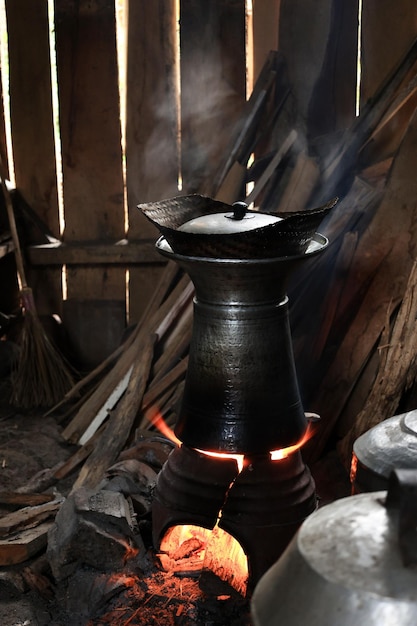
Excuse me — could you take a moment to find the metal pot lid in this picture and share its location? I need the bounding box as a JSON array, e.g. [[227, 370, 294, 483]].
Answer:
[[353, 410, 417, 478], [252, 470, 417, 626], [178, 202, 282, 235], [138, 194, 337, 260]]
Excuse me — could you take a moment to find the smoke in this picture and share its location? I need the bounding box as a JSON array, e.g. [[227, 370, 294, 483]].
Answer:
[[139, 52, 243, 199]]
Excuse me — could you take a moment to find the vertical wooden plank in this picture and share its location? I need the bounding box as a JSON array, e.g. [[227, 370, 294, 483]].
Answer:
[[54, 0, 125, 367], [180, 0, 246, 195], [361, 0, 417, 104], [0, 52, 9, 231], [278, 0, 359, 151], [5, 0, 62, 317], [0, 26, 17, 317], [0, 54, 8, 180], [125, 0, 178, 323], [278, 0, 334, 136], [252, 0, 281, 82], [307, 0, 359, 138], [360, 1, 417, 164]]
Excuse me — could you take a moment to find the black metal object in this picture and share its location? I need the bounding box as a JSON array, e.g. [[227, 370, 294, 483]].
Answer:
[[386, 468, 417, 568], [155, 234, 327, 454], [138, 193, 331, 592]]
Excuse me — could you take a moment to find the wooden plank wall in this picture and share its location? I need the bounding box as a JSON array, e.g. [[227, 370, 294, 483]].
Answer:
[[2, 0, 401, 372], [54, 0, 126, 369], [5, 0, 61, 320], [360, 0, 417, 165], [125, 0, 178, 324]]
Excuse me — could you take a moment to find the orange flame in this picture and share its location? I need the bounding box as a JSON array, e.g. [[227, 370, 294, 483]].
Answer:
[[270, 422, 315, 460], [159, 524, 248, 596], [196, 448, 245, 472], [148, 410, 181, 446], [150, 410, 316, 465]]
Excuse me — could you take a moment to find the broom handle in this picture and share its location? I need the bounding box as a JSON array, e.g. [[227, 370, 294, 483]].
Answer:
[[0, 156, 28, 290]]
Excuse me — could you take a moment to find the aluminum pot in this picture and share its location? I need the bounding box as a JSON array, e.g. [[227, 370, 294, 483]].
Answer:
[[251, 469, 417, 626], [352, 409, 417, 492]]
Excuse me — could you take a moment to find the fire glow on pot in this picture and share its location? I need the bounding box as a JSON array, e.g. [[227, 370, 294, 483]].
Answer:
[[139, 194, 336, 595]]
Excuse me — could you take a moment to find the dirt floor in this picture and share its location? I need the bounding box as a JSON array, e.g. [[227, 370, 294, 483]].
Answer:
[[0, 378, 74, 625]]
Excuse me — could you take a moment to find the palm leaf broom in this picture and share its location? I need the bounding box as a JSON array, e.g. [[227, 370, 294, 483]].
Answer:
[[0, 157, 75, 409]]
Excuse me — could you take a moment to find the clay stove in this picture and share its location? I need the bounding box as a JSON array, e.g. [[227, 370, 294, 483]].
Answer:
[[139, 194, 334, 595]]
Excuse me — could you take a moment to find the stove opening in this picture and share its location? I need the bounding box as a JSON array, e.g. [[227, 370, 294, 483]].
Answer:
[[158, 523, 249, 596]]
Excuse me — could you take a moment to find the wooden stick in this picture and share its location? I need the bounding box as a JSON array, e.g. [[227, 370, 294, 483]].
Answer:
[[0, 156, 27, 288], [52, 425, 106, 482], [72, 333, 156, 490], [361, 74, 417, 152], [142, 356, 188, 413], [154, 278, 194, 339], [276, 151, 320, 213], [152, 299, 193, 381], [78, 365, 133, 445]]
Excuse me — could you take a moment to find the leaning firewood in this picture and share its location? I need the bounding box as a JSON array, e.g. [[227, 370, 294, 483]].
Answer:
[[153, 278, 194, 340], [244, 129, 298, 206], [62, 347, 135, 444], [213, 50, 283, 196], [275, 151, 320, 214], [72, 333, 156, 491], [138, 384, 183, 434], [142, 357, 189, 414], [152, 299, 193, 381], [62, 274, 191, 445], [318, 36, 417, 200], [45, 261, 179, 418], [77, 366, 133, 446], [54, 381, 98, 425], [360, 72, 417, 155], [310, 230, 358, 361], [52, 425, 106, 484], [338, 260, 417, 466], [303, 108, 417, 464]]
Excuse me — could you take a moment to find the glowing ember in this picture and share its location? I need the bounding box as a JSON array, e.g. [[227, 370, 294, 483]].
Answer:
[[270, 422, 315, 460], [159, 524, 248, 596], [350, 453, 358, 491], [121, 540, 140, 564]]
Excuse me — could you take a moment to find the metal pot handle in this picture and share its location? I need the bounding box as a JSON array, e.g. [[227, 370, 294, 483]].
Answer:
[[385, 468, 417, 567]]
